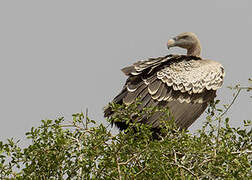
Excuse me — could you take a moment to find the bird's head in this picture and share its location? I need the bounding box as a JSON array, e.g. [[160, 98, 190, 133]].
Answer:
[[167, 32, 201, 56]]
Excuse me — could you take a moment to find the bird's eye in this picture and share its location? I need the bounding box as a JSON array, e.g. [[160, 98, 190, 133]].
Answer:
[[181, 35, 189, 39]]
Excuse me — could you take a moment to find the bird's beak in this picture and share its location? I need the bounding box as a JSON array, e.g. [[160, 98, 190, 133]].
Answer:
[[167, 38, 176, 49]]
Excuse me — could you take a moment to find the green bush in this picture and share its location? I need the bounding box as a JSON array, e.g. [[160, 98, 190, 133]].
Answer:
[[0, 85, 251, 179]]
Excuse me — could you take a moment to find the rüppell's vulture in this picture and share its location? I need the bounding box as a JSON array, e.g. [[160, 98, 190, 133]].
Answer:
[[104, 32, 225, 131]]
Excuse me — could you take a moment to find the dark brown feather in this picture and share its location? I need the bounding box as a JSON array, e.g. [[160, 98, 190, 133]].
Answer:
[[144, 75, 157, 85], [148, 80, 162, 95], [158, 86, 168, 101], [123, 83, 146, 105], [121, 66, 136, 76], [152, 83, 165, 100], [127, 81, 144, 92], [147, 111, 165, 127], [113, 87, 127, 103], [167, 101, 208, 129], [138, 91, 152, 110]]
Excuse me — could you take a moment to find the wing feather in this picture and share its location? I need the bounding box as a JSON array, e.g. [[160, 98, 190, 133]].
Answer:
[[123, 83, 146, 105], [152, 83, 165, 100], [148, 80, 162, 95]]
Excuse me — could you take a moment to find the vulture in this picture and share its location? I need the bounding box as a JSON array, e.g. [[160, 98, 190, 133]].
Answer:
[[104, 32, 225, 132]]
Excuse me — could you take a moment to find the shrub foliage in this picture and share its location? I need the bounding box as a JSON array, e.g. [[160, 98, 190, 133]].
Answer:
[[0, 85, 251, 179]]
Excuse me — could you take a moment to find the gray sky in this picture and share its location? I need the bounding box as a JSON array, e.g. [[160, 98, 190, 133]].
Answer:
[[0, 0, 251, 140]]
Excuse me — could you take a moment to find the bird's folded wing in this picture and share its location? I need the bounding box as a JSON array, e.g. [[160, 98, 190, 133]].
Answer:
[[122, 55, 224, 104]]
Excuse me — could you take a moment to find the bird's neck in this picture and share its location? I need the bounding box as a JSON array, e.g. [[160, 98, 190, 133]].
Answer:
[[187, 41, 201, 56]]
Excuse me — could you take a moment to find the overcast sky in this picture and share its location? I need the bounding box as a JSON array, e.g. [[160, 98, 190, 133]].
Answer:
[[0, 0, 251, 141]]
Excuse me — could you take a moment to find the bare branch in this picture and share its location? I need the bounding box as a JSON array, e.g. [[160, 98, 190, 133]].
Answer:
[[134, 167, 147, 177], [219, 88, 242, 118], [85, 108, 88, 129], [116, 155, 122, 180], [231, 150, 252, 155], [118, 153, 139, 165], [170, 163, 199, 179]]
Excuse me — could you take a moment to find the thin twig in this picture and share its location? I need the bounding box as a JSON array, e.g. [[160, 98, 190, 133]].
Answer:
[[61, 123, 86, 130], [85, 108, 88, 129], [171, 163, 198, 179], [134, 167, 147, 177], [118, 149, 146, 165], [153, 154, 171, 179], [233, 86, 252, 90], [116, 155, 122, 180], [118, 153, 139, 165], [198, 158, 213, 167], [81, 112, 85, 129], [219, 85, 251, 119], [219, 88, 242, 118], [216, 88, 242, 148], [231, 150, 252, 155], [174, 150, 177, 163]]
